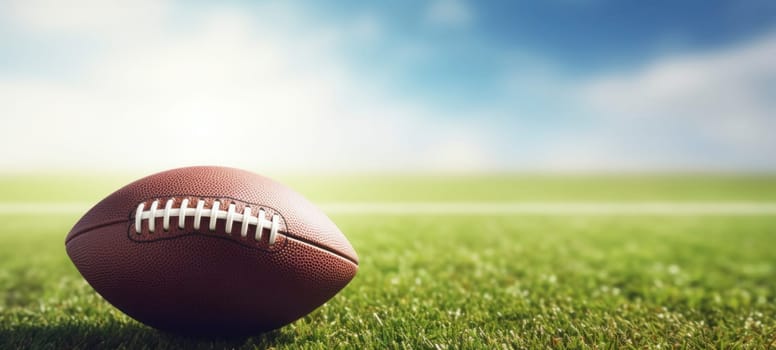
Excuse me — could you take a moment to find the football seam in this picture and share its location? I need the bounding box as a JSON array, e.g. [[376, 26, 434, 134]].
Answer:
[[128, 194, 357, 263], [66, 218, 127, 244], [125, 221, 288, 253], [281, 231, 359, 266], [132, 198, 284, 246], [126, 194, 287, 227], [68, 194, 357, 264], [66, 221, 359, 266], [67, 194, 289, 244], [285, 234, 359, 268]]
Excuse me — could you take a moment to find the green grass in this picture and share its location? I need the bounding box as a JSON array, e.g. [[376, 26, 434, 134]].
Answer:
[[1, 175, 776, 348], [4, 173, 776, 202]]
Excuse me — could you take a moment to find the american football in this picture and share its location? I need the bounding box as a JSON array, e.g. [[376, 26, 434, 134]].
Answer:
[[65, 166, 358, 335]]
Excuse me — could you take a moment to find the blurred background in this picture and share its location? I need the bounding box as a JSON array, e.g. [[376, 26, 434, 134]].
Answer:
[[2, 3, 776, 347], [0, 0, 775, 174]]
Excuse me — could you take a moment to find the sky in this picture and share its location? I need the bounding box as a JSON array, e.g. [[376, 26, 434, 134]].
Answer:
[[0, 0, 774, 173]]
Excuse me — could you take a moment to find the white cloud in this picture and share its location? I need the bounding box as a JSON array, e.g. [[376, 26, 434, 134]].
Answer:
[[0, 3, 502, 173], [3, 0, 773, 173], [4, 0, 170, 37], [426, 0, 473, 28], [566, 32, 776, 171]]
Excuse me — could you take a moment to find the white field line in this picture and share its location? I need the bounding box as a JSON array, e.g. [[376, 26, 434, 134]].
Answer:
[[321, 202, 776, 215], [1, 201, 776, 215]]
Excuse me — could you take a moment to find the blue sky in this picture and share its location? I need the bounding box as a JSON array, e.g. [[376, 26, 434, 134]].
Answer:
[[301, 1, 775, 96], [0, 0, 775, 172]]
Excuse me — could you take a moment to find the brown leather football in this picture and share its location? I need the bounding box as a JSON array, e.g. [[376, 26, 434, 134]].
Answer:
[[65, 166, 358, 335]]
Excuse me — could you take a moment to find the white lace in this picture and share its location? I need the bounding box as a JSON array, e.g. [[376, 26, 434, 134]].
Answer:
[[134, 199, 280, 244]]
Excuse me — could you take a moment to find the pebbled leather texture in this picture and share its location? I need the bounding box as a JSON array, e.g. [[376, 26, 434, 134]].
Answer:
[[65, 166, 358, 335]]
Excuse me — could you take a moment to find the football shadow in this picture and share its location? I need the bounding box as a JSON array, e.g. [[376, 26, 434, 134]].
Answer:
[[0, 321, 295, 348]]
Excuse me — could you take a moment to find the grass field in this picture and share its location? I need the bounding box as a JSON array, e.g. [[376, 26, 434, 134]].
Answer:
[[1, 175, 775, 349]]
